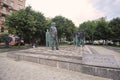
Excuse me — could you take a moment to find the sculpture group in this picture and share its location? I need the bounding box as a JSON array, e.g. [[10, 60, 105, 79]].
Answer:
[[46, 22, 59, 50], [46, 22, 85, 50]]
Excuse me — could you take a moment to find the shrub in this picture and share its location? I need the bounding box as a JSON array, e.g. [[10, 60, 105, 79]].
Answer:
[[0, 34, 8, 43]]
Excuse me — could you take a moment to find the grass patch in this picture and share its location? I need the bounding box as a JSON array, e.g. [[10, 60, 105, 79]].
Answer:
[[0, 46, 26, 49], [9, 46, 25, 49], [110, 45, 120, 49]]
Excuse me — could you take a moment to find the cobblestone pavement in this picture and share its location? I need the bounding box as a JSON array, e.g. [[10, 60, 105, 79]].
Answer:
[[87, 45, 120, 65], [5, 46, 88, 58], [0, 52, 110, 80]]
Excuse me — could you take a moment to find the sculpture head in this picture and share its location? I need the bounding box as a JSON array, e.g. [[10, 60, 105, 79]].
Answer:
[[47, 29, 49, 32], [51, 22, 56, 26]]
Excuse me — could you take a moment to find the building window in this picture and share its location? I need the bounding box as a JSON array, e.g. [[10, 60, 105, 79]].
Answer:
[[18, 4, 23, 10], [9, 10, 13, 15], [19, 0, 23, 2], [10, 10, 13, 13], [1, 16, 5, 22], [10, 1, 14, 7], [4, 0, 6, 1], [2, 7, 7, 13]]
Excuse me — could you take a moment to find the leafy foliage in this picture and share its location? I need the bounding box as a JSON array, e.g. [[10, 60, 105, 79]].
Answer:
[[79, 17, 120, 44], [0, 34, 8, 42], [6, 6, 47, 45], [94, 17, 109, 40], [52, 16, 76, 41], [108, 17, 120, 41], [79, 20, 97, 43]]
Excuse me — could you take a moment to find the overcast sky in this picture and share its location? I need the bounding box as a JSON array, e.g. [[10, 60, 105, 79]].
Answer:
[[26, 0, 120, 26]]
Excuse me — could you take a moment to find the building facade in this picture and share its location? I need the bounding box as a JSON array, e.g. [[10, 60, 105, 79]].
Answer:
[[0, 0, 26, 33]]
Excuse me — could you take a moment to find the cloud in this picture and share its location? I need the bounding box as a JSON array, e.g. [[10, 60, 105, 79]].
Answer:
[[26, 0, 105, 26], [92, 0, 120, 20]]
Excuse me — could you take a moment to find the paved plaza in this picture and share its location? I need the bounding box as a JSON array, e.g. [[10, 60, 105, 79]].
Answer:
[[0, 53, 110, 80], [0, 45, 119, 80], [87, 45, 120, 64]]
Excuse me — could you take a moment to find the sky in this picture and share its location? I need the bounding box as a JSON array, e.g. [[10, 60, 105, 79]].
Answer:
[[26, 0, 120, 26]]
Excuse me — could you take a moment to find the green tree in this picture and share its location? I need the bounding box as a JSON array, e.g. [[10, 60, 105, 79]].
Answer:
[[79, 21, 96, 43], [0, 34, 8, 43], [108, 17, 120, 42], [0, 34, 9, 47], [52, 16, 76, 41], [64, 19, 76, 41], [30, 10, 47, 45], [6, 6, 47, 45], [94, 17, 109, 42]]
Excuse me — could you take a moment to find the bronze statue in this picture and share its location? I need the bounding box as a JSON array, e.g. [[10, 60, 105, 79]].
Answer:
[[50, 22, 59, 50], [46, 29, 51, 47], [73, 31, 85, 47]]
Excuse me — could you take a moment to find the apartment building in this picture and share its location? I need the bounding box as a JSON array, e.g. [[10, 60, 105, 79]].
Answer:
[[0, 0, 26, 33]]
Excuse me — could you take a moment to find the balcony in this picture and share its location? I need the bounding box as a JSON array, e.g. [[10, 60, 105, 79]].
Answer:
[[1, 0, 9, 6], [0, 10, 7, 15]]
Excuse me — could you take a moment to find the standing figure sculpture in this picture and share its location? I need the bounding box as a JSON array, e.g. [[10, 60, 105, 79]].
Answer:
[[50, 22, 59, 50], [77, 31, 85, 47], [73, 31, 85, 47], [46, 29, 51, 47], [73, 32, 78, 46]]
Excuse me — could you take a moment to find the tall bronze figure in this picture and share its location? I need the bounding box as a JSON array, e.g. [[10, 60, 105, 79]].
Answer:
[[73, 31, 85, 47], [46, 29, 51, 47], [50, 22, 59, 50]]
